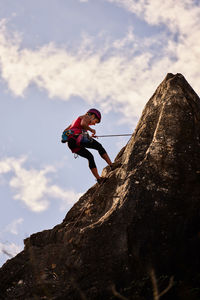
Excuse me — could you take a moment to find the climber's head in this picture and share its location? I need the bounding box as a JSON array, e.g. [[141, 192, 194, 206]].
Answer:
[[87, 108, 101, 124]]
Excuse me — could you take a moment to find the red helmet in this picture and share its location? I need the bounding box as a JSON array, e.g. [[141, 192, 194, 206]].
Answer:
[[87, 108, 101, 123]]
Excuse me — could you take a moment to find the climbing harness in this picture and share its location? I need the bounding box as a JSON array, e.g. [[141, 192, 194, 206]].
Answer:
[[62, 129, 132, 143], [62, 130, 132, 160], [61, 130, 92, 144]]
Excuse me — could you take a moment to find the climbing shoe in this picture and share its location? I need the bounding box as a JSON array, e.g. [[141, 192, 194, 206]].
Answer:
[[97, 177, 107, 184]]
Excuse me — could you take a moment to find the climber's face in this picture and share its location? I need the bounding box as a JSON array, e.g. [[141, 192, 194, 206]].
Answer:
[[89, 114, 99, 125]]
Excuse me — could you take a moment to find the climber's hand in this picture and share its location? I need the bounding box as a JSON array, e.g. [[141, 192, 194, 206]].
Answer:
[[91, 129, 96, 137]]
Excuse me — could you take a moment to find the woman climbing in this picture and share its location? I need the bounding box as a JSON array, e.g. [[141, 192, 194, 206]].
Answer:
[[62, 109, 112, 184]]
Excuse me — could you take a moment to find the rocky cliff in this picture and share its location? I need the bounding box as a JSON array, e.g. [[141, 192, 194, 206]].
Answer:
[[0, 73, 200, 300]]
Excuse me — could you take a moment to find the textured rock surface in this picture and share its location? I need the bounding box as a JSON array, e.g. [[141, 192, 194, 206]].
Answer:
[[1, 73, 200, 299]]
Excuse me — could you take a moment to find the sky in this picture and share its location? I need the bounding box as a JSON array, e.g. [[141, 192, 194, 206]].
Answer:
[[0, 0, 200, 267]]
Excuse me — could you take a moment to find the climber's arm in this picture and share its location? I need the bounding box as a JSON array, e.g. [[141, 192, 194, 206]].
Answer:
[[80, 115, 96, 136]]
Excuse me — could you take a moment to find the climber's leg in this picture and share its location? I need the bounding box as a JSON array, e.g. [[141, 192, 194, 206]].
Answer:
[[77, 148, 101, 180]]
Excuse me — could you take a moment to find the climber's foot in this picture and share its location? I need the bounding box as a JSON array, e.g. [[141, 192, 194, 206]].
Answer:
[[97, 177, 107, 185]]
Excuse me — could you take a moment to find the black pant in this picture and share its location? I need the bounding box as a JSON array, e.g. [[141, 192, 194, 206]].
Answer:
[[68, 137, 106, 169]]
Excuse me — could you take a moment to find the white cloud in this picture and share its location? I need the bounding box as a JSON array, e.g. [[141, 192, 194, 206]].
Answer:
[[0, 1, 200, 124], [0, 156, 81, 212], [107, 0, 144, 16], [0, 241, 22, 259], [4, 218, 24, 235], [49, 185, 83, 211], [0, 21, 160, 123], [106, 0, 200, 90], [107, 0, 199, 34]]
